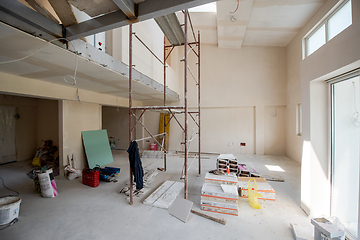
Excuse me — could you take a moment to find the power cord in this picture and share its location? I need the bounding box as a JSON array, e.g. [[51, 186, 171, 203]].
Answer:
[[0, 38, 79, 86]]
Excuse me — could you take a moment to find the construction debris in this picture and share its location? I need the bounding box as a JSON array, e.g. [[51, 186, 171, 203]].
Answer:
[[290, 223, 313, 240], [311, 218, 345, 240], [119, 168, 159, 197], [191, 209, 227, 225]]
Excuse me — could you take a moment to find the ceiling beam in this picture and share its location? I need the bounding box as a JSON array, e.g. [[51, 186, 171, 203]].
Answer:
[[66, 0, 217, 40], [48, 0, 78, 27], [25, 0, 59, 24], [0, 0, 63, 40], [113, 0, 137, 19]]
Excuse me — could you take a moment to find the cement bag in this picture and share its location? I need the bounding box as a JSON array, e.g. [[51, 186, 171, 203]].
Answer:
[[248, 179, 262, 209], [38, 169, 58, 198]]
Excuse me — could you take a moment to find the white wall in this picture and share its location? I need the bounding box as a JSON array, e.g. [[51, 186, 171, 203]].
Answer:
[[169, 44, 287, 155], [59, 100, 102, 174], [286, 0, 360, 216]]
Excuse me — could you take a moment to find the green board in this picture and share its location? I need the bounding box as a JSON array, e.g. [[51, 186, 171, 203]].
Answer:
[[82, 129, 114, 169]]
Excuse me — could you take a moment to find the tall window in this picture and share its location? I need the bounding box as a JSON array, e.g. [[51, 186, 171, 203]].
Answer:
[[330, 73, 360, 239], [305, 0, 352, 57]]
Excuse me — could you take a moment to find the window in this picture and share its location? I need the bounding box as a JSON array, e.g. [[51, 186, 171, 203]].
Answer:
[[305, 0, 352, 57], [328, 0, 352, 40], [307, 24, 326, 56], [330, 72, 360, 239]]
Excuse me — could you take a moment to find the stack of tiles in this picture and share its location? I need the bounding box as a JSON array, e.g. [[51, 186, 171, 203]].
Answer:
[[201, 173, 239, 216], [238, 177, 275, 201], [216, 154, 238, 175]]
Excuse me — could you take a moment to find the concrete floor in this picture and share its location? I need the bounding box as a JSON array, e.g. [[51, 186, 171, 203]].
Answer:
[[0, 151, 312, 239]]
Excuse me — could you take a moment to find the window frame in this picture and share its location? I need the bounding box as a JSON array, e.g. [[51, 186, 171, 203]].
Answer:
[[303, 0, 352, 58]]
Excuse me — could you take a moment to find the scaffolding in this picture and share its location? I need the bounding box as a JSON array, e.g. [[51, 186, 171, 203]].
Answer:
[[128, 10, 201, 205]]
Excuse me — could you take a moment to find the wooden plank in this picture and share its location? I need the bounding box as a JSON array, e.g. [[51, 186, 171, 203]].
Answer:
[[191, 209, 227, 225], [48, 0, 78, 27], [25, 0, 59, 23]]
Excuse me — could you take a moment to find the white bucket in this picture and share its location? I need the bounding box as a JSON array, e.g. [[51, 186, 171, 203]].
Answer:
[[0, 196, 21, 225]]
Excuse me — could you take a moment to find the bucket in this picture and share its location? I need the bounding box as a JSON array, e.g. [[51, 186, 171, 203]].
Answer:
[[150, 143, 157, 151], [0, 196, 21, 225]]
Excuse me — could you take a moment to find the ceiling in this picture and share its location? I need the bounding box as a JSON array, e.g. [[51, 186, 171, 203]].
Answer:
[[186, 0, 325, 48], [0, 22, 179, 102], [0, 0, 326, 104]]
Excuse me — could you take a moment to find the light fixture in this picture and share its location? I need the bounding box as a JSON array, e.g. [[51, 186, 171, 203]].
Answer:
[[230, 16, 237, 22]]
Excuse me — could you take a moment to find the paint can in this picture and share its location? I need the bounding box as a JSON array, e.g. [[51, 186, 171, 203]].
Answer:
[[150, 143, 157, 151], [0, 196, 21, 225]]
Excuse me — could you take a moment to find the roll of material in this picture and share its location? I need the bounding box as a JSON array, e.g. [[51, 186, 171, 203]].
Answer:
[[38, 169, 58, 198]]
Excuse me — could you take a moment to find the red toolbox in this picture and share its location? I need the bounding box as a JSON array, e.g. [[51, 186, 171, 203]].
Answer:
[[82, 168, 99, 187]]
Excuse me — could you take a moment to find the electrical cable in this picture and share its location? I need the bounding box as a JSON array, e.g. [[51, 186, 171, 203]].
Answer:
[[0, 38, 79, 86], [230, 0, 240, 14], [0, 176, 19, 197]]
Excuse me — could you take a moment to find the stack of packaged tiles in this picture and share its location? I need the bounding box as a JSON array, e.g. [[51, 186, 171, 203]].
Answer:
[[216, 154, 239, 175], [201, 173, 239, 216]]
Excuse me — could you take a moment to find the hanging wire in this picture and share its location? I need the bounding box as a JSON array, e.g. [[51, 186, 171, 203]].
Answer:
[[0, 176, 19, 197], [351, 81, 360, 128], [230, 0, 240, 14], [0, 38, 79, 86]]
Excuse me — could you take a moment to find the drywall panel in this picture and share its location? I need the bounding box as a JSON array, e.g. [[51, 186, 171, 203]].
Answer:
[[264, 106, 286, 155], [60, 100, 101, 172]]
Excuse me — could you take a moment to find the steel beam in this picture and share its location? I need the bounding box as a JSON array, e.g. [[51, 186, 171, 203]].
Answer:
[[0, 0, 63, 39], [66, 0, 217, 40], [113, 0, 136, 19]]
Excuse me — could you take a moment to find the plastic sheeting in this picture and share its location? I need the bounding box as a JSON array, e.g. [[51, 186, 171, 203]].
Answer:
[[0, 106, 16, 164]]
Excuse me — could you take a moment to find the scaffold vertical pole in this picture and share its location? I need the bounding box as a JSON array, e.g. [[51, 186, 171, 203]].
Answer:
[[163, 36, 167, 171], [184, 10, 189, 200], [198, 31, 201, 175], [129, 24, 134, 205]]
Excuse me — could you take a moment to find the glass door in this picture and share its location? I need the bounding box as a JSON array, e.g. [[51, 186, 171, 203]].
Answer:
[[331, 75, 360, 239]]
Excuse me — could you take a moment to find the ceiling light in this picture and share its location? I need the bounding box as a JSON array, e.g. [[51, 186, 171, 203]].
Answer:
[[230, 16, 236, 22]]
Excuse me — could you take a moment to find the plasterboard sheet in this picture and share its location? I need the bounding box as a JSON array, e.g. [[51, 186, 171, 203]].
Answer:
[[143, 180, 183, 209], [168, 197, 193, 223], [82, 129, 114, 168]]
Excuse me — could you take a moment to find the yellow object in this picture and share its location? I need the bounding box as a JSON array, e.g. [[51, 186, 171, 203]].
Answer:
[[32, 157, 41, 167], [248, 179, 262, 209], [159, 113, 170, 150]]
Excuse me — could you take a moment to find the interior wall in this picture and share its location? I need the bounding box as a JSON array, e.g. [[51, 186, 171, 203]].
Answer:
[[59, 100, 101, 174], [264, 106, 287, 155], [102, 106, 129, 150], [288, 0, 360, 216], [169, 44, 287, 155], [37, 99, 59, 149]]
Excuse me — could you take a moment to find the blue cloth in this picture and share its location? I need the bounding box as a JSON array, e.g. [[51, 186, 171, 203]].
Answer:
[[127, 141, 144, 189]]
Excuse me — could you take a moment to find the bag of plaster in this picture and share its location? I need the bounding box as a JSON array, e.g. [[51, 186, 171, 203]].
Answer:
[[38, 169, 58, 198], [248, 179, 262, 209], [64, 165, 82, 180]]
